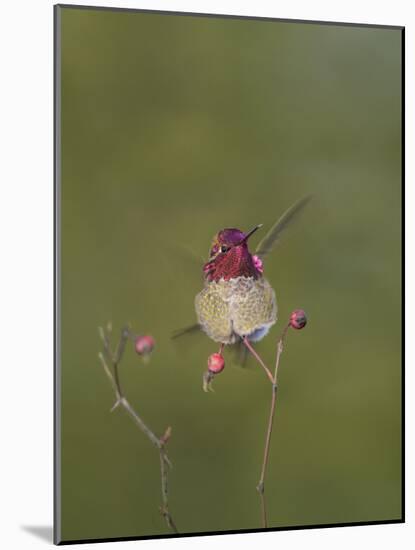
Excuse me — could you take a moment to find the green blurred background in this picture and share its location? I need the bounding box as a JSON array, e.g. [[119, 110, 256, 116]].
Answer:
[[58, 6, 402, 542]]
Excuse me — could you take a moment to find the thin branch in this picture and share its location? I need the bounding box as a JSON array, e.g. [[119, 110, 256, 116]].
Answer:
[[98, 325, 177, 533], [244, 324, 290, 529], [159, 449, 178, 532], [98, 352, 120, 401], [243, 337, 274, 383]]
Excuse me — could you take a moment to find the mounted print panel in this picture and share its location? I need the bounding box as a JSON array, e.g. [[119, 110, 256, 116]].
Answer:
[[54, 4, 404, 545]]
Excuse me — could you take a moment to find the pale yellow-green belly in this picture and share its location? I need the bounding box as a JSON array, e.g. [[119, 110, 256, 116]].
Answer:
[[195, 276, 277, 344]]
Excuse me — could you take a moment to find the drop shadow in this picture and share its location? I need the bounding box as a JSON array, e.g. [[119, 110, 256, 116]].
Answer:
[[21, 525, 53, 543]]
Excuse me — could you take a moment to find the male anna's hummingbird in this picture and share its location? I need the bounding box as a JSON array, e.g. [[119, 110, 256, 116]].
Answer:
[[193, 196, 311, 352], [196, 225, 276, 345]]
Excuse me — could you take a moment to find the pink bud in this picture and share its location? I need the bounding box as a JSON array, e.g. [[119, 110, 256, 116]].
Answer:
[[289, 309, 307, 330], [207, 353, 225, 374], [134, 335, 155, 355]]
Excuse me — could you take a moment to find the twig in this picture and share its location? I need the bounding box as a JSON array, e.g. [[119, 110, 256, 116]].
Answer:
[[159, 449, 178, 532], [98, 325, 178, 533], [243, 337, 274, 383], [244, 324, 290, 528]]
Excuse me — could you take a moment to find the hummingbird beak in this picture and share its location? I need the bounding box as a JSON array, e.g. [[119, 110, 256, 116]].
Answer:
[[238, 224, 263, 245]]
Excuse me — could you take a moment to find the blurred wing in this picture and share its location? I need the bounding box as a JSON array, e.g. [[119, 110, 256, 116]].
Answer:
[[172, 323, 201, 339], [160, 240, 206, 292], [255, 195, 312, 260], [172, 327, 261, 370], [172, 244, 205, 287], [175, 244, 205, 269], [231, 339, 249, 368], [229, 338, 269, 370]]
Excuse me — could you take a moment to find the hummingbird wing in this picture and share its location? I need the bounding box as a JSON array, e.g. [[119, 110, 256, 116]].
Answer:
[[160, 241, 205, 294], [255, 195, 312, 260], [172, 326, 262, 370], [231, 339, 249, 368], [174, 244, 205, 270], [171, 323, 201, 339], [168, 243, 206, 342]]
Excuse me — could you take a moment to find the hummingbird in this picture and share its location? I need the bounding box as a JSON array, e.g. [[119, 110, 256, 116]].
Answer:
[[174, 196, 311, 365], [196, 224, 276, 346]]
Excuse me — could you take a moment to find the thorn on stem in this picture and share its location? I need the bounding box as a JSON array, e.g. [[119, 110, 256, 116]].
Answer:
[[160, 426, 172, 445], [110, 400, 121, 412]]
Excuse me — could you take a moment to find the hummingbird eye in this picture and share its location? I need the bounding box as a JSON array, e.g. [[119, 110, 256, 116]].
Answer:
[[221, 245, 229, 253]]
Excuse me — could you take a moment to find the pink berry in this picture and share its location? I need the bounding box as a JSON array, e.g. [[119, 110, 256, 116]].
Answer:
[[207, 353, 225, 374], [134, 335, 155, 355], [289, 309, 307, 330]]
